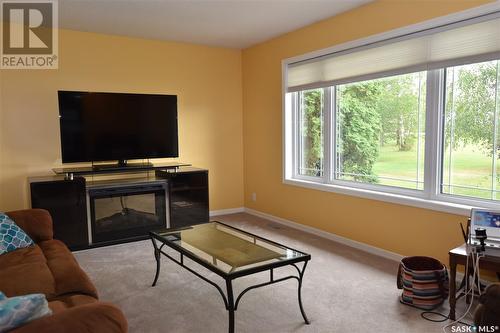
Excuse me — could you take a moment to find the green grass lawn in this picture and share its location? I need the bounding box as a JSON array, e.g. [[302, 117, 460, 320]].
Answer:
[[372, 144, 499, 200]]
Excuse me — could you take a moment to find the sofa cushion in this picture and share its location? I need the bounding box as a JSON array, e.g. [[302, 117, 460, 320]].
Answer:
[[6, 210, 53, 243], [0, 245, 56, 298], [48, 295, 97, 314], [0, 213, 34, 255], [38, 240, 98, 299], [12, 302, 128, 333], [0, 240, 98, 301]]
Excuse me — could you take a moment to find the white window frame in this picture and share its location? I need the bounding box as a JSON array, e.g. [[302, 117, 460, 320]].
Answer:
[[292, 89, 326, 182], [282, 2, 500, 216]]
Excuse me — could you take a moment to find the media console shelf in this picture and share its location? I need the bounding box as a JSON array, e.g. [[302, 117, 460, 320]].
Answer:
[[31, 164, 208, 250], [52, 162, 191, 179]]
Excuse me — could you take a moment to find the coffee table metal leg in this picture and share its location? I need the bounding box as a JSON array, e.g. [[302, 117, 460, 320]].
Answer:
[[151, 238, 161, 287], [226, 279, 235, 333], [298, 261, 310, 324]]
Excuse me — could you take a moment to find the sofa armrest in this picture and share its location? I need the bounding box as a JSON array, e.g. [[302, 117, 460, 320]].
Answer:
[[474, 283, 500, 327], [6, 209, 53, 243], [11, 302, 128, 333]]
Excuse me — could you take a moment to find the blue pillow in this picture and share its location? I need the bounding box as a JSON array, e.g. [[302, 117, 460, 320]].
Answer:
[[0, 292, 52, 332], [0, 213, 34, 255]]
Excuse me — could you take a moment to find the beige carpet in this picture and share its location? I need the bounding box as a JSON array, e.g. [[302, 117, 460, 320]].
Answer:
[[74, 213, 472, 333]]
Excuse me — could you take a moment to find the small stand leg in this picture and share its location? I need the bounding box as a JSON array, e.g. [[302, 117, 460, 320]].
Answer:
[[449, 256, 457, 320]]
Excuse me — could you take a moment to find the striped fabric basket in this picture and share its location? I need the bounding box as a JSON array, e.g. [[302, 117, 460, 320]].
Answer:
[[397, 256, 449, 310]]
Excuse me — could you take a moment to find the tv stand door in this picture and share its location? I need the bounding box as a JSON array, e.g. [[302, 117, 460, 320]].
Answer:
[[161, 169, 209, 228], [30, 177, 88, 250]]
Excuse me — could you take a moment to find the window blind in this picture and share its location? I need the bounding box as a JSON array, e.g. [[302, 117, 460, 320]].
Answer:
[[287, 13, 500, 92]]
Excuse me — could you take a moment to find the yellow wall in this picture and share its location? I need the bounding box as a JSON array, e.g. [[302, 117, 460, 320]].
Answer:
[[241, 0, 493, 263], [1, 0, 495, 263], [0, 30, 243, 211]]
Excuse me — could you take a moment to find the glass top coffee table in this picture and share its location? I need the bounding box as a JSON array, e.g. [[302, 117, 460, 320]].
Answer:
[[149, 221, 311, 333]]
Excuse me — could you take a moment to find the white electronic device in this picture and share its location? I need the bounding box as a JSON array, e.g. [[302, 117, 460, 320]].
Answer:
[[470, 208, 500, 254]]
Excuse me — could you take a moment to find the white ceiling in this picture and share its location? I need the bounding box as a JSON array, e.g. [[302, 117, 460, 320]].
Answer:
[[59, 0, 372, 49]]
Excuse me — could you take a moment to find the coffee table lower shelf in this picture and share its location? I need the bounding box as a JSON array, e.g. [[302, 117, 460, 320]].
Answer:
[[150, 229, 311, 333]]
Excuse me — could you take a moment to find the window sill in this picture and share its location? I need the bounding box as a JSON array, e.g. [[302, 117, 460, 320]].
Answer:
[[283, 178, 478, 216]]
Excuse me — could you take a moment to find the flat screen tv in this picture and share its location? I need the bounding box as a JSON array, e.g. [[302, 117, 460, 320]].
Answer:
[[58, 91, 178, 164]]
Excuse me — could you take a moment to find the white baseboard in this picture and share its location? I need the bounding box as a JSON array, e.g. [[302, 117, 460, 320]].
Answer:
[[244, 207, 404, 262], [209, 207, 245, 217], [243, 208, 496, 285]]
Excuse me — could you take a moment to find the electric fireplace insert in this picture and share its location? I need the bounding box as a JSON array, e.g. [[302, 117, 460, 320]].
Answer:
[[88, 180, 168, 244]]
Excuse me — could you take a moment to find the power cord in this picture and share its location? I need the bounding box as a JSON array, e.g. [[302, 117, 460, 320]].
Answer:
[[420, 311, 471, 325], [120, 196, 129, 215], [418, 245, 483, 331], [440, 247, 482, 332]]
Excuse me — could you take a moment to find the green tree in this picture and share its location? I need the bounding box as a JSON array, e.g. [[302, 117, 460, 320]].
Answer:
[[446, 61, 498, 156], [300, 89, 323, 176], [337, 82, 382, 182], [376, 74, 424, 151]]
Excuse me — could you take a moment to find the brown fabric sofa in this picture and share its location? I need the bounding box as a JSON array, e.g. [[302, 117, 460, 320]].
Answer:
[[474, 283, 500, 329], [0, 209, 127, 332]]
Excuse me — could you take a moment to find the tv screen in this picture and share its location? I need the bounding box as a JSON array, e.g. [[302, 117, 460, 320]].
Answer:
[[58, 91, 178, 163]]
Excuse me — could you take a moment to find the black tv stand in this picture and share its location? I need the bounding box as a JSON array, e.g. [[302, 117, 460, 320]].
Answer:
[[30, 165, 209, 250], [92, 161, 154, 171]]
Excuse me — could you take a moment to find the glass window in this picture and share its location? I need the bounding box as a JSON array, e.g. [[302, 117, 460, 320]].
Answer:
[[298, 89, 324, 177], [442, 60, 500, 200], [287, 56, 500, 209], [335, 72, 426, 190]]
